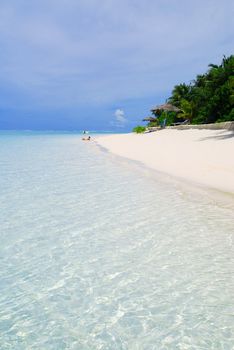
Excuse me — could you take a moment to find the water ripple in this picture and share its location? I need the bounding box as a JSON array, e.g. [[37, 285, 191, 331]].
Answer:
[[0, 134, 233, 349]]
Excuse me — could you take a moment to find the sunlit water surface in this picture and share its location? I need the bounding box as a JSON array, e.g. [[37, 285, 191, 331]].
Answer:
[[0, 132, 233, 349]]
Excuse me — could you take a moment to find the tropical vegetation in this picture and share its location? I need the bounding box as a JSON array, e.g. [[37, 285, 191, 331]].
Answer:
[[132, 125, 146, 133], [133, 55, 234, 131], [167, 55, 234, 124]]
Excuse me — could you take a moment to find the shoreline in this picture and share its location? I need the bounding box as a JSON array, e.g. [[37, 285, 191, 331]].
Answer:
[[95, 128, 234, 204]]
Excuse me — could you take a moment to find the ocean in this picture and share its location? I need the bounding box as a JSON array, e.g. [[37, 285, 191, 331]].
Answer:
[[0, 132, 233, 349]]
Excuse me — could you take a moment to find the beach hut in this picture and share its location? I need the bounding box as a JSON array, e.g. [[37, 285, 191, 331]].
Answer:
[[151, 103, 181, 115], [142, 116, 158, 122], [150, 103, 181, 127]]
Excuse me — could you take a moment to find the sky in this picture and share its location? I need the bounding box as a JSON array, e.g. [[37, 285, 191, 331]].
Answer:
[[0, 0, 233, 131]]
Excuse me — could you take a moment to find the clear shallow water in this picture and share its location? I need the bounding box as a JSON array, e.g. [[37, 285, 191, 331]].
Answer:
[[0, 132, 233, 349]]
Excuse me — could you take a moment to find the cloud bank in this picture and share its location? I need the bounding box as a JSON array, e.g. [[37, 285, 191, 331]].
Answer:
[[0, 0, 233, 129]]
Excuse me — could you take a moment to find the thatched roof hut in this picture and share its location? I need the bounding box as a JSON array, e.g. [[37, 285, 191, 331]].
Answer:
[[151, 103, 181, 114], [142, 116, 158, 122]]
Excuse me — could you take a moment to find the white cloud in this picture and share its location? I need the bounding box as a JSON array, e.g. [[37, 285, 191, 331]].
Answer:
[[113, 109, 127, 127]]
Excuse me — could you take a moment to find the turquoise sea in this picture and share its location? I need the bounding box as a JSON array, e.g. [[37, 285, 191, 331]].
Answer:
[[0, 132, 233, 349]]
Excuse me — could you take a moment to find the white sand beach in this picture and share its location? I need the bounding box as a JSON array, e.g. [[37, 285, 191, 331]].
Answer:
[[96, 128, 234, 195]]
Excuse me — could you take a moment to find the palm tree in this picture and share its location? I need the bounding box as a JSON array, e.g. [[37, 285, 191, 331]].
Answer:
[[177, 99, 195, 122], [168, 83, 190, 106]]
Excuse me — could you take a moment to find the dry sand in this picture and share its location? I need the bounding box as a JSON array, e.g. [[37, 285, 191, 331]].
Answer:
[[96, 129, 234, 195]]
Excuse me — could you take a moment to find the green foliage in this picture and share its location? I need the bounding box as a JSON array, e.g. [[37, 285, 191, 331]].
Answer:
[[168, 83, 191, 107], [148, 121, 158, 127], [177, 99, 194, 122], [217, 108, 234, 122], [167, 55, 234, 124], [157, 111, 174, 126], [132, 125, 146, 133]]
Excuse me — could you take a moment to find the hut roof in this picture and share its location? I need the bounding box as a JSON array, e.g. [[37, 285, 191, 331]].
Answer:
[[142, 116, 158, 122], [151, 103, 181, 113]]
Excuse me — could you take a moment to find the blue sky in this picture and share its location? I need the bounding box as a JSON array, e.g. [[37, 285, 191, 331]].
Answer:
[[0, 0, 233, 130]]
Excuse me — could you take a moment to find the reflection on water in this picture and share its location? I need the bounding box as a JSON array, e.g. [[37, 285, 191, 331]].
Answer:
[[0, 133, 233, 349]]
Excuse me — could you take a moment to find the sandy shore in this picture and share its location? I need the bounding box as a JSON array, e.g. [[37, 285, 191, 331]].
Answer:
[[96, 129, 234, 195]]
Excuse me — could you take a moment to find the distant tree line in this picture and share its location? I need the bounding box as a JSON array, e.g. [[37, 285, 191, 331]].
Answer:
[[167, 54, 234, 124]]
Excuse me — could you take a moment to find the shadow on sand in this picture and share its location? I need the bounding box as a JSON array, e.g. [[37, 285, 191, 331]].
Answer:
[[198, 129, 234, 141]]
